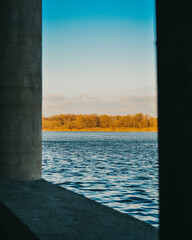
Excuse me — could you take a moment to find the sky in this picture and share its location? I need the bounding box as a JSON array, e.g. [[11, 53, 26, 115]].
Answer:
[[43, 0, 157, 117]]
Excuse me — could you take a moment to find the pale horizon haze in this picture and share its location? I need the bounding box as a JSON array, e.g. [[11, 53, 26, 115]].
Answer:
[[43, 0, 157, 117]]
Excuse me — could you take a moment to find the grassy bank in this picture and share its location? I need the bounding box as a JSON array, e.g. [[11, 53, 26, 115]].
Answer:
[[42, 127, 158, 132]]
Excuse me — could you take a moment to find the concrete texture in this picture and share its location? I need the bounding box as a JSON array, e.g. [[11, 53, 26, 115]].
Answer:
[[156, 0, 192, 239], [0, 1, 158, 239], [0, 1, 42, 180], [0, 180, 158, 240]]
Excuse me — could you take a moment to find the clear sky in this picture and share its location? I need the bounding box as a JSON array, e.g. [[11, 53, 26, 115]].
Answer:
[[43, 0, 157, 117]]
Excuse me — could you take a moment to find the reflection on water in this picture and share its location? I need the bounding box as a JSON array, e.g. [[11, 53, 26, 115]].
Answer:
[[42, 131, 158, 228]]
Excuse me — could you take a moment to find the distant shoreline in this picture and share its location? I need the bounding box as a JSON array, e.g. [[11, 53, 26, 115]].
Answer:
[[42, 114, 158, 132], [42, 128, 158, 132]]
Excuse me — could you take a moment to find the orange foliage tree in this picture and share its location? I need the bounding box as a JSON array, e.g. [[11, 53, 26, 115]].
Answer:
[[42, 113, 158, 131]]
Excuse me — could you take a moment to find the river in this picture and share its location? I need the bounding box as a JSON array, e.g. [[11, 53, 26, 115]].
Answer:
[[42, 131, 158, 228]]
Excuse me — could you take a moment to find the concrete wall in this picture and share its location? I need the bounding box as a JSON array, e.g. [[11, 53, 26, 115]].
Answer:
[[0, 180, 158, 240], [0, 1, 42, 181], [156, 0, 192, 239], [2, 0, 192, 237]]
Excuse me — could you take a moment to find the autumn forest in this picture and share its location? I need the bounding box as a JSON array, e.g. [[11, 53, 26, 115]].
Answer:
[[42, 113, 158, 132]]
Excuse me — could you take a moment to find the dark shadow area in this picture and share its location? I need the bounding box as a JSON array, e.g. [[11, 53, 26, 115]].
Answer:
[[156, 0, 192, 238], [0, 201, 38, 240]]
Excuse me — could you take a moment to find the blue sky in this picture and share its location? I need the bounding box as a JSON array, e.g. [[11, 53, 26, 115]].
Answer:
[[43, 0, 156, 116]]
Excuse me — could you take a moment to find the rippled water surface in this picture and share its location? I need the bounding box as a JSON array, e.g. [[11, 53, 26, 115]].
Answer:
[[42, 131, 159, 228]]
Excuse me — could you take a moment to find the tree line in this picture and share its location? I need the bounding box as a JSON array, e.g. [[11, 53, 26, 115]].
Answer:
[[42, 113, 158, 131]]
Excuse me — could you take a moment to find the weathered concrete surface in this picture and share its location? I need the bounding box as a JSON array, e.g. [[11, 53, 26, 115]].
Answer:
[[156, 0, 192, 239], [0, 180, 158, 240], [0, 1, 42, 180]]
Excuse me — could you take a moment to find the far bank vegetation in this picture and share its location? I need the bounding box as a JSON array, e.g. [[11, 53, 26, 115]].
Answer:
[[42, 113, 158, 132]]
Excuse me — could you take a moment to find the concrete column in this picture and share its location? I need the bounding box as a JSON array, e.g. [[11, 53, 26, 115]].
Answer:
[[0, 1, 42, 181], [156, 0, 192, 238]]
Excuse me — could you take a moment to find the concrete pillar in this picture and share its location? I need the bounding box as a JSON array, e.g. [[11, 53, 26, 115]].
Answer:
[[156, 0, 192, 238], [0, 1, 42, 181]]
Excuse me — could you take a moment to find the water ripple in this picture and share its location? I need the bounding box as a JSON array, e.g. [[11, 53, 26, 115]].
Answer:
[[42, 131, 159, 228]]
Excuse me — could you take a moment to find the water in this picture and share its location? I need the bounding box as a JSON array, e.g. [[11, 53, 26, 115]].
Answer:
[[42, 131, 159, 228]]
